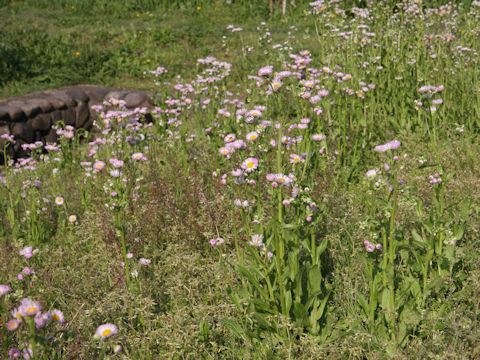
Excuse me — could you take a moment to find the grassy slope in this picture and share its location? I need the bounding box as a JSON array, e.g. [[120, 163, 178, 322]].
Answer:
[[0, 1, 286, 97]]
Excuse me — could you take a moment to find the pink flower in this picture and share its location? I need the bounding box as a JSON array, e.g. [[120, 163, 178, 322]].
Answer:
[[231, 168, 243, 177], [364, 240, 382, 253], [132, 152, 147, 161], [95, 323, 118, 339], [365, 169, 378, 178], [363, 240, 375, 253], [93, 160, 106, 172], [50, 309, 65, 323], [224, 133, 236, 143], [249, 234, 264, 248], [246, 131, 259, 142], [6, 319, 20, 332], [8, 348, 21, 358], [241, 157, 259, 172], [19, 246, 38, 259], [266, 173, 294, 186], [109, 158, 124, 168], [34, 312, 51, 329], [258, 65, 273, 77], [311, 134, 326, 141], [19, 298, 42, 317], [0, 284, 11, 297], [22, 267, 34, 276], [289, 154, 303, 164], [219, 147, 232, 157], [139, 258, 151, 266], [209, 237, 225, 246], [374, 140, 401, 152]]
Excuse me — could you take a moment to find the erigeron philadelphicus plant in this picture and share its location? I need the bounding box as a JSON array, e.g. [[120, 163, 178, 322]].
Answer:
[[21, 179, 53, 245], [357, 139, 413, 349], [55, 124, 77, 168], [1, 285, 65, 359], [410, 167, 469, 306], [94, 323, 122, 357], [91, 102, 150, 294], [415, 85, 445, 141], [17, 246, 39, 293], [215, 89, 331, 339], [357, 139, 468, 350], [1, 133, 15, 173]]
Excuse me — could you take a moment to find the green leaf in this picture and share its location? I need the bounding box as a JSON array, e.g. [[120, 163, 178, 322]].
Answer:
[[381, 288, 393, 313], [316, 239, 329, 257], [285, 290, 292, 315], [357, 294, 369, 317], [222, 319, 248, 342], [308, 264, 322, 293], [251, 298, 275, 315], [237, 265, 268, 299], [293, 302, 307, 322], [254, 313, 274, 330], [452, 224, 464, 242], [415, 199, 424, 218], [411, 229, 426, 249], [288, 250, 299, 282], [426, 274, 444, 292], [316, 292, 330, 321]]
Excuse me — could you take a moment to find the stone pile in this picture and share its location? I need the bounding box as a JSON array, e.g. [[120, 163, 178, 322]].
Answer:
[[0, 85, 153, 160]]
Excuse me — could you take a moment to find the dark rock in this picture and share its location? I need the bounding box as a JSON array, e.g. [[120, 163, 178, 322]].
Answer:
[[10, 122, 34, 142], [64, 88, 89, 103], [0, 124, 10, 136], [34, 131, 44, 142], [45, 90, 76, 107], [105, 90, 129, 102], [0, 106, 26, 122], [75, 102, 90, 128], [81, 86, 110, 103], [47, 97, 67, 110], [124, 92, 152, 108], [30, 113, 52, 131], [20, 102, 41, 118], [7, 100, 26, 108], [45, 128, 59, 143], [82, 116, 94, 131], [13, 140, 30, 158], [62, 107, 77, 126], [144, 113, 154, 123], [26, 99, 52, 113], [0, 109, 9, 122], [51, 110, 65, 123]]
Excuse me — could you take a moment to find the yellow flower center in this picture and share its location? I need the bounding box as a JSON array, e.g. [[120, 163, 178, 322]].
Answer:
[[26, 306, 37, 315], [102, 328, 112, 337], [272, 82, 281, 91], [52, 314, 60, 321], [247, 162, 254, 169], [7, 321, 18, 330]]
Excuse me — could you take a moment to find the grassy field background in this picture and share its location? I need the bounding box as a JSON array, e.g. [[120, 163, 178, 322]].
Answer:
[[1, 0, 480, 359]]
